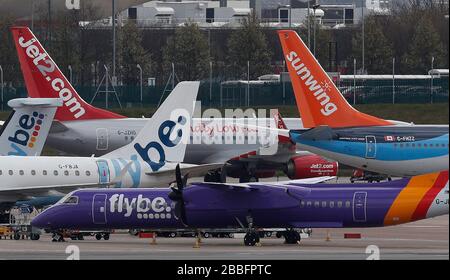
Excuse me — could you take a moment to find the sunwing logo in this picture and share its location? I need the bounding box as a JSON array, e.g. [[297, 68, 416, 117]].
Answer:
[[18, 35, 86, 119], [286, 51, 337, 117], [8, 112, 44, 156], [135, 115, 187, 172]]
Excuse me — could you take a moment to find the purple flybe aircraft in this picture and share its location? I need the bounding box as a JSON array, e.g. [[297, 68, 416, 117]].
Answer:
[[32, 168, 448, 246]]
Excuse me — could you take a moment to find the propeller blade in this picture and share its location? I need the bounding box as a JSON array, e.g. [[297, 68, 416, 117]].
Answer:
[[175, 164, 183, 189]]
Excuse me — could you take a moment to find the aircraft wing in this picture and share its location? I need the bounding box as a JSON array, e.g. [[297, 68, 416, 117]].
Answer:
[[0, 182, 111, 199], [146, 163, 224, 178], [191, 176, 335, 191], [50, 120, 70, 133]]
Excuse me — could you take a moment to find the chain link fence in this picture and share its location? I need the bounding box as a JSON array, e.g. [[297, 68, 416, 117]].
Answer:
[[0, 76, 448, 111]]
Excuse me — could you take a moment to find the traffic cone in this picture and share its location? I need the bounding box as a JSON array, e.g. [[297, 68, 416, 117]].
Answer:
[[193, 235, 201, 248], [150, 232, 157, 245]]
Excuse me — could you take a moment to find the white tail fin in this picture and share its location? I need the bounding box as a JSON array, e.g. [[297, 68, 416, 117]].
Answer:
[[0, 98, 62, 156], [102, 82, 200, 171]]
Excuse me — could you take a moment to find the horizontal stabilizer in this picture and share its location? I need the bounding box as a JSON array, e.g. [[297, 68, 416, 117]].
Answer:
[[147, 163, 224, 178], [293, 126, 335, 141], [8, 98, 63, 108]]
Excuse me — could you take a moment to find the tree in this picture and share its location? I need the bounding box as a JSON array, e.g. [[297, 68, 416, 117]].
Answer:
[[162, 22, 210, 81], [117, 21, 153, 85], [227, 14, 272, 79], [403, 15, 446, 74], [52, 10, 82, 84], [0, 15, 21, 86], [352, 15, 393, 74]]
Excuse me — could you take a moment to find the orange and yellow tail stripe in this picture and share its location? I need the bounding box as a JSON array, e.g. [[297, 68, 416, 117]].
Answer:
[[384, 171, 449, 226]]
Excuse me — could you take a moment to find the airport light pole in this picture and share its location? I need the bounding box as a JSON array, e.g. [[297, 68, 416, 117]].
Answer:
[[112, 0, 116, 84], [31, 0, 35, 31], [68, 65, 73, 84], [431, 56, 434, 104], [137, 64, 143, 105], [353, 58, 356, 105], [312, 3, 320, 56], [209, 61, 213, 106], [307, 0, 310, 48], [0, 65, 3, 110], [361, 0, 365, 74], [91, 63, 95, 86], [392, 57, 395, 104], [247, 60, 250, 107]]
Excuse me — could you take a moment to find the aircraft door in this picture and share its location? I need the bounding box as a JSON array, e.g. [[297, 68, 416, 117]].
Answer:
[[353, 192, 367, 222], [365, 136, 377, 159], [96, 160, 110, 184], [96, 128, 109, 151], [92, 194, 107, 224]]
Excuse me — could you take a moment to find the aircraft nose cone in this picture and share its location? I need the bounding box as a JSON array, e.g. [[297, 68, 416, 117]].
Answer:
[[31, 213, 50, 229]]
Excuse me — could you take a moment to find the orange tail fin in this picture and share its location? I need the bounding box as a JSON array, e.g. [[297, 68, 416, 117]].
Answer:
[[11, 26, 125, 121], [278, 30, 392, 128]]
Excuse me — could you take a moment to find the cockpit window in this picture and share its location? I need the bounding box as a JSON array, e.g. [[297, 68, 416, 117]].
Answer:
[[63, 196, 79, 205]]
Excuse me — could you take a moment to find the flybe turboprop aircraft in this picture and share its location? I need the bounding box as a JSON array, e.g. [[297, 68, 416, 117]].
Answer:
[[278, 30, 449, 176], [11, 26, 339, 183], [0, 98, 61, 156], [32, 167, 449, 245], [0, 81, 222, 207]]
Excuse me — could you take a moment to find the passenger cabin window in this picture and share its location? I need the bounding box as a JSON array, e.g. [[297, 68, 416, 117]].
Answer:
[[63, 196, 79, 205]]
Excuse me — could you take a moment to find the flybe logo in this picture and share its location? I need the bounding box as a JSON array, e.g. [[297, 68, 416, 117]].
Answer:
[[286, 51, 337, 116], [8, 112, 45, 156], [18, 36, 86, 119], [109, 194, 172, 219], [134, 115, 187, 172]]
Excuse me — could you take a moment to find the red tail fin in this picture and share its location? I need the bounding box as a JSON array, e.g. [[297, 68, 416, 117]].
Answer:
[[11, 26, 125, 121], [273, 111, 288, 129], [278, 30, 392, 128]]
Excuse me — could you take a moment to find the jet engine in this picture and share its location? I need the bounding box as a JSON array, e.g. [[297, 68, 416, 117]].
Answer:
[[286, 155, 338, 179]]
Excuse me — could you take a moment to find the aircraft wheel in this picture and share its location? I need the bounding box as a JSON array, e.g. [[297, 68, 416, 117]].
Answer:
[[284, 230, 301, 244], [103, 233, 110, 240], [30, 233, 40, 241], [95, 233, 102, 240], [244, 231, 259, 246]]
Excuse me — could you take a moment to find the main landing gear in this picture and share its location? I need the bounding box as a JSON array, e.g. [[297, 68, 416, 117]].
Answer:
[[283, 229, 301, 244], [244, 230, 260, 246]]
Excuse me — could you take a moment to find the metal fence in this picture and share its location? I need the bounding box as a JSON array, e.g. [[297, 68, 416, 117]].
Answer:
[[0, 77, 448, 111]]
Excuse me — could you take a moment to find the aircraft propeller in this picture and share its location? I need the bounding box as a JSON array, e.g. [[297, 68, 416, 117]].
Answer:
[[168, 164, 188, 226]]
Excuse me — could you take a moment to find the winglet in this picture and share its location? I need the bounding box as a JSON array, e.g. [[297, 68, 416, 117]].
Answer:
[[278, 30, 392, 128]]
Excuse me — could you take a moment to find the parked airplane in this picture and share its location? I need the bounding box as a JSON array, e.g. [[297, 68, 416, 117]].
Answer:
[[278, 30, 449, 176], [32, 167, 449, 245], [11, 26, 338, 182], [0, 98, 61, 156], [0, 81, 222, 209]]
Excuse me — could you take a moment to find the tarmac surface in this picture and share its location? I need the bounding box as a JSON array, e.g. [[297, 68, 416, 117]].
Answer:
[[0, 215, 448, 260]]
